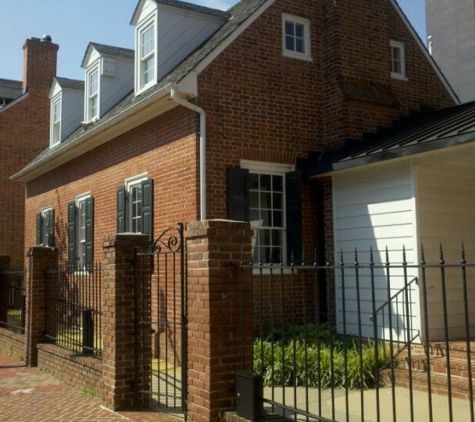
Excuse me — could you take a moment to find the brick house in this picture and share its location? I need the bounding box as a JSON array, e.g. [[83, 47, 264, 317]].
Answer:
[[12, 0, 455, 270], [0, 36, 58, 267], [6, 0, 462, 418]]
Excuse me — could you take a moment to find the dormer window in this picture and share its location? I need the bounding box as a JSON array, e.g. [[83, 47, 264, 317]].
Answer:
[[282, 14, 311, 61], [137, 19, 156, 92], [51, 95, 61, 146], [86, 66, 99, 121]]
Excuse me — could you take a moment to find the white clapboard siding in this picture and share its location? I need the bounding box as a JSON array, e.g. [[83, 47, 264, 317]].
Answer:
[[416, 156, 475, 340], [61, 88, 84, 140], [333, 161, 419, 340], [157, 7, 226, 80], [100, 56, 134, 118]]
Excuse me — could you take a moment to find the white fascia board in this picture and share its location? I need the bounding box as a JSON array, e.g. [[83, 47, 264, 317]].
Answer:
[[49, 79, 61, 99], [12, 84, 176, 182], [194, 0, 275, 74], [389, 0, 459, 104]]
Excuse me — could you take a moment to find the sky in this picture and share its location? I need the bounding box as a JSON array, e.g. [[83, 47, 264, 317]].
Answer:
[[0, 0, 426, 82]]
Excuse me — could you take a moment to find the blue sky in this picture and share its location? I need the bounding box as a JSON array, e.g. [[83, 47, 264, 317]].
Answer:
[[0, 0, 426, 82]]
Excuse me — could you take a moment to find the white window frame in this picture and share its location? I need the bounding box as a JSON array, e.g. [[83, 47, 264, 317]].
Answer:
[[85, 65, 100, 121], [125, 173, 148, 233], [40, 206, 53, 246], [75, 193, 90, 269], [390, 40, 407, 80], [135, 16, 157, 94], [282, 13, 312, 61], [50, 94, 62, 147], [241, 161, 293, 264]]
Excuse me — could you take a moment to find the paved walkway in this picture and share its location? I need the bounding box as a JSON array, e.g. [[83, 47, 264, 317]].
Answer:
[[0, 352, 177, 422]]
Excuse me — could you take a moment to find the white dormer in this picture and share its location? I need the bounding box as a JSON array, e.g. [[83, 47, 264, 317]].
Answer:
[[81, 43, 134, 123], [49, 78, 84, 147], [131, 0, 228, 95]]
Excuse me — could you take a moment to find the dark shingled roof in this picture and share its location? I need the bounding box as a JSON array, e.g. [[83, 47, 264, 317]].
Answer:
[[14, 0, 269, 179], [154, 0, 230, 19], [298, 101, 475, 177], [88, 42, 134, 59], [54, 77, 84, 90]]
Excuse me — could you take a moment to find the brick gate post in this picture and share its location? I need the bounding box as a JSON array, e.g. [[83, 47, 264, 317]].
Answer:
[[185, 220, 253, 422], [102, 234, 151, 410], [25, 246, 58, 366], [0, 255, 11, 326]]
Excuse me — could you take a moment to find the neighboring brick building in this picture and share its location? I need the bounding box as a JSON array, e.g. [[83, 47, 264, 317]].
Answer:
[[0, 36, 58, 267], [12, 0, 455, 270]]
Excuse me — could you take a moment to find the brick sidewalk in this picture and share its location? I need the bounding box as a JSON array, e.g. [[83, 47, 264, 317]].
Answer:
[[0, 352, 177, 422]]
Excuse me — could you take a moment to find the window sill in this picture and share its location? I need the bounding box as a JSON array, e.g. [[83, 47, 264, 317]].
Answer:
[[391, 73, 408, 81], [283, 51, 313, 62]]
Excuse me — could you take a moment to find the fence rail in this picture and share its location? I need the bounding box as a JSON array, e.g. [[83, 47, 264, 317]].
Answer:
[[45, 264, 103, 358], [239, 246, 475, 422], [0, 269, 25, 334]]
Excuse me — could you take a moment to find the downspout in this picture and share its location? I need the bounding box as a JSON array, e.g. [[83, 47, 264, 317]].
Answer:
[[170, 88, 206, 221]]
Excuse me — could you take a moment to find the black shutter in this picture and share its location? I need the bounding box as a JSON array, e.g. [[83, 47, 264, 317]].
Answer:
[[36, 213, 43, 245], [141, 179, 153, 240], [45, 209, 55, 247], [85, 197, 94, 268], [285, 171, 302, 265], [67, 202, 77, 268], [117, 186, 126, 233], [227, 168, 250, 222]]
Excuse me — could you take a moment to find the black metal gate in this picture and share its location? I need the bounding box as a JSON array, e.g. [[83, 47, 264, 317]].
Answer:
[[133, 223, 187, 415]]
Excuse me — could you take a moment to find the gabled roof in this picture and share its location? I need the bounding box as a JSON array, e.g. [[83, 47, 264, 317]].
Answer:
[[12, 0, 271, 182], [298, 101, 475, 177], [130, 0, 230, 26], [54, 77, 84, 91], [81, 42, 134, 68]]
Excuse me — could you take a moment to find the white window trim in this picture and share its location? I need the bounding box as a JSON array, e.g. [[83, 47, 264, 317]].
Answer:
[[85, 64, 100, 122], [240, 161, 293, 267], [50, 94, 62, 147], [125, 173, 148, 233], [135, 15, 157, 94], [75, 193, 91, 269], [282, 13, 312, 61], [390, 40, 407, 80], [40, 206, 53, 246]]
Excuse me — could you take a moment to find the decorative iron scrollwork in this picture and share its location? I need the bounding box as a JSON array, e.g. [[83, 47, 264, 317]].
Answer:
[[150, 223, 183, 254]]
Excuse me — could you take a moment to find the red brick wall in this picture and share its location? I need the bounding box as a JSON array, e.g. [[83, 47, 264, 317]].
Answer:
[[0, 38, 58, 267], [25, 107, 199, 263], [198, 0, 455, 264]]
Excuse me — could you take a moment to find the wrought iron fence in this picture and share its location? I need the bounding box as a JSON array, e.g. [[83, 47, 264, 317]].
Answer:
[[0, 269, 25, 334], [239, 246, 475, 422], [45, 263, 103, 358]]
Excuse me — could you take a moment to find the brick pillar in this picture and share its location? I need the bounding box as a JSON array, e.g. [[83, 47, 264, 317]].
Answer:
[[185, 220, 253, 422], [0, 255, 11, 326], [102, 234, 151, 410], [25, 246, 58, 366]]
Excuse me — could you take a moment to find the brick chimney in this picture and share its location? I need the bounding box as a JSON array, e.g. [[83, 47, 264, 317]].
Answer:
[[22, 35, 59, 96]]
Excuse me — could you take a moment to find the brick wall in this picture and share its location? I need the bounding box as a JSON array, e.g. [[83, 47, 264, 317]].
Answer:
[[0, 37, 58, 267]]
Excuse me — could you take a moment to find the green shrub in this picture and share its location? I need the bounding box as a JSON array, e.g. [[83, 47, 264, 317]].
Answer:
[[254, 325, 392, 390]]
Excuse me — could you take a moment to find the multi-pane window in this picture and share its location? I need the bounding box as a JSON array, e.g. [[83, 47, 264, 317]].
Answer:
[[68, 195, 94, 270], [117, 176, 154, 240], [129, 181, 143, 233], [36, 207, 55, 247], [249, 173, 285, 263], [390, 40, 406, 80], [87, 68, 99, 120], [141, 23, 155, 87], [51, 97, 61, 145], [282, 14, 311, 60], [227, 165, 302, 265]]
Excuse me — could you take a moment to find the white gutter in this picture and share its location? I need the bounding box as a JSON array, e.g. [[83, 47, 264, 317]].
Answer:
[[170, 88, 206, 221]]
